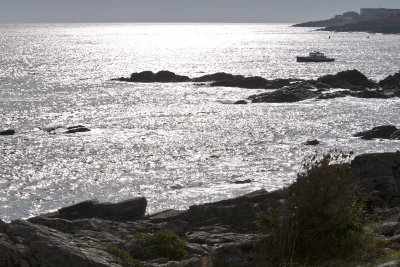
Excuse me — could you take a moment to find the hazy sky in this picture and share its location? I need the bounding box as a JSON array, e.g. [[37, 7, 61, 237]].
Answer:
[[0, 0, 399, 23]]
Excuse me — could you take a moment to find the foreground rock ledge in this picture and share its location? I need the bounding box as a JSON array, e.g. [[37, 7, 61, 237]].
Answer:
[[1, 151, 400, 266]]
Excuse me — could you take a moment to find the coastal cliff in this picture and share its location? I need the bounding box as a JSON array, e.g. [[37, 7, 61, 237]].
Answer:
[[2, 152, 400, 266]]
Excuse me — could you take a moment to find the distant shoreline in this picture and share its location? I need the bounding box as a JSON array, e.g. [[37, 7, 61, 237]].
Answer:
[[293, 8, 400, 34]]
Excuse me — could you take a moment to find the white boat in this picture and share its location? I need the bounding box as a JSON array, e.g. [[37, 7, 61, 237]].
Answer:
[[297, 51, 335, 62]]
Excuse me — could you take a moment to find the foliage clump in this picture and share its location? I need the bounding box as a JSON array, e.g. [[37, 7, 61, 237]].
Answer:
[[106, 245, 142, 267], [259, 152, 375, 266], [134, 229, 188, 261]]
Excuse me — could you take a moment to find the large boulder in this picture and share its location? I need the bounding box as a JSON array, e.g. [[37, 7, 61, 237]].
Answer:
[[353, 125, 398, 140], [317, 69, 377, 89], [185, 189, 284, 230], [57, 197, 147, 221], [350, 152, 400, 208]]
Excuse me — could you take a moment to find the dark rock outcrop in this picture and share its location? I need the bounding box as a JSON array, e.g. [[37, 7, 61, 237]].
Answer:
[[351, 152, 400, 209], [116, 70, 190, 83], [390, 130, 400, 140], [318, 89, 390, 100], [56, 197, 147, 220], [192, 72, 242, 83], [316, 69, 377, 90], [232, 69, 398, 104], [379, 71, 400, 90], [115, 69, 400, 103], [152, 70, 191, 82], [248, 87, 320, 103], [234, 179, 252, 184], [353, 125, 398, 140], [305, 139, 320, 145], [210, 77, 297, 90], [185, 189, 284, 230], [115, 70, 301, 89], [0, 129, 15, 136], [211, 76, 269, 89], [0, 220, 116, 267], [233, 100, 248, 105]]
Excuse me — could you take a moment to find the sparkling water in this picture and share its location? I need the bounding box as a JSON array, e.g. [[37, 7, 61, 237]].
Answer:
[[1, 23, 400, 221]]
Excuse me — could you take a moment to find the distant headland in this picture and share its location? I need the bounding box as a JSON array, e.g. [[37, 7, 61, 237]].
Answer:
[[293, 8, 400, 34]]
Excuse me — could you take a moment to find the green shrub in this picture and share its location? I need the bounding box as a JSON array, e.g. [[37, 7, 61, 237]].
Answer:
[[134, 229, 188, 261], [106, 245, 142, 267], [260, 152, 374, 266]]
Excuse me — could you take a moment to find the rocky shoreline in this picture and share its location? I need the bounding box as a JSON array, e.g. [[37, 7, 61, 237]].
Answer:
[[2, 152, 400, 266], [321, 16, 400, 34], [114, 69, 400, 104]]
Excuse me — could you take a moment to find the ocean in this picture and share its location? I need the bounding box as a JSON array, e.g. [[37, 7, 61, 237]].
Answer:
[[1, 23, 399, 222]]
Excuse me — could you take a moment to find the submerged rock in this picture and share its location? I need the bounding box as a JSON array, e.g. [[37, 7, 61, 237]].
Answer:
[[234, 179, 252, 184], [353, 125, 398, 140], [233, 100, 248, 105], [305, 139, 320, 145], [65, 125, 90, 134], [0, 129, 15, 136]]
